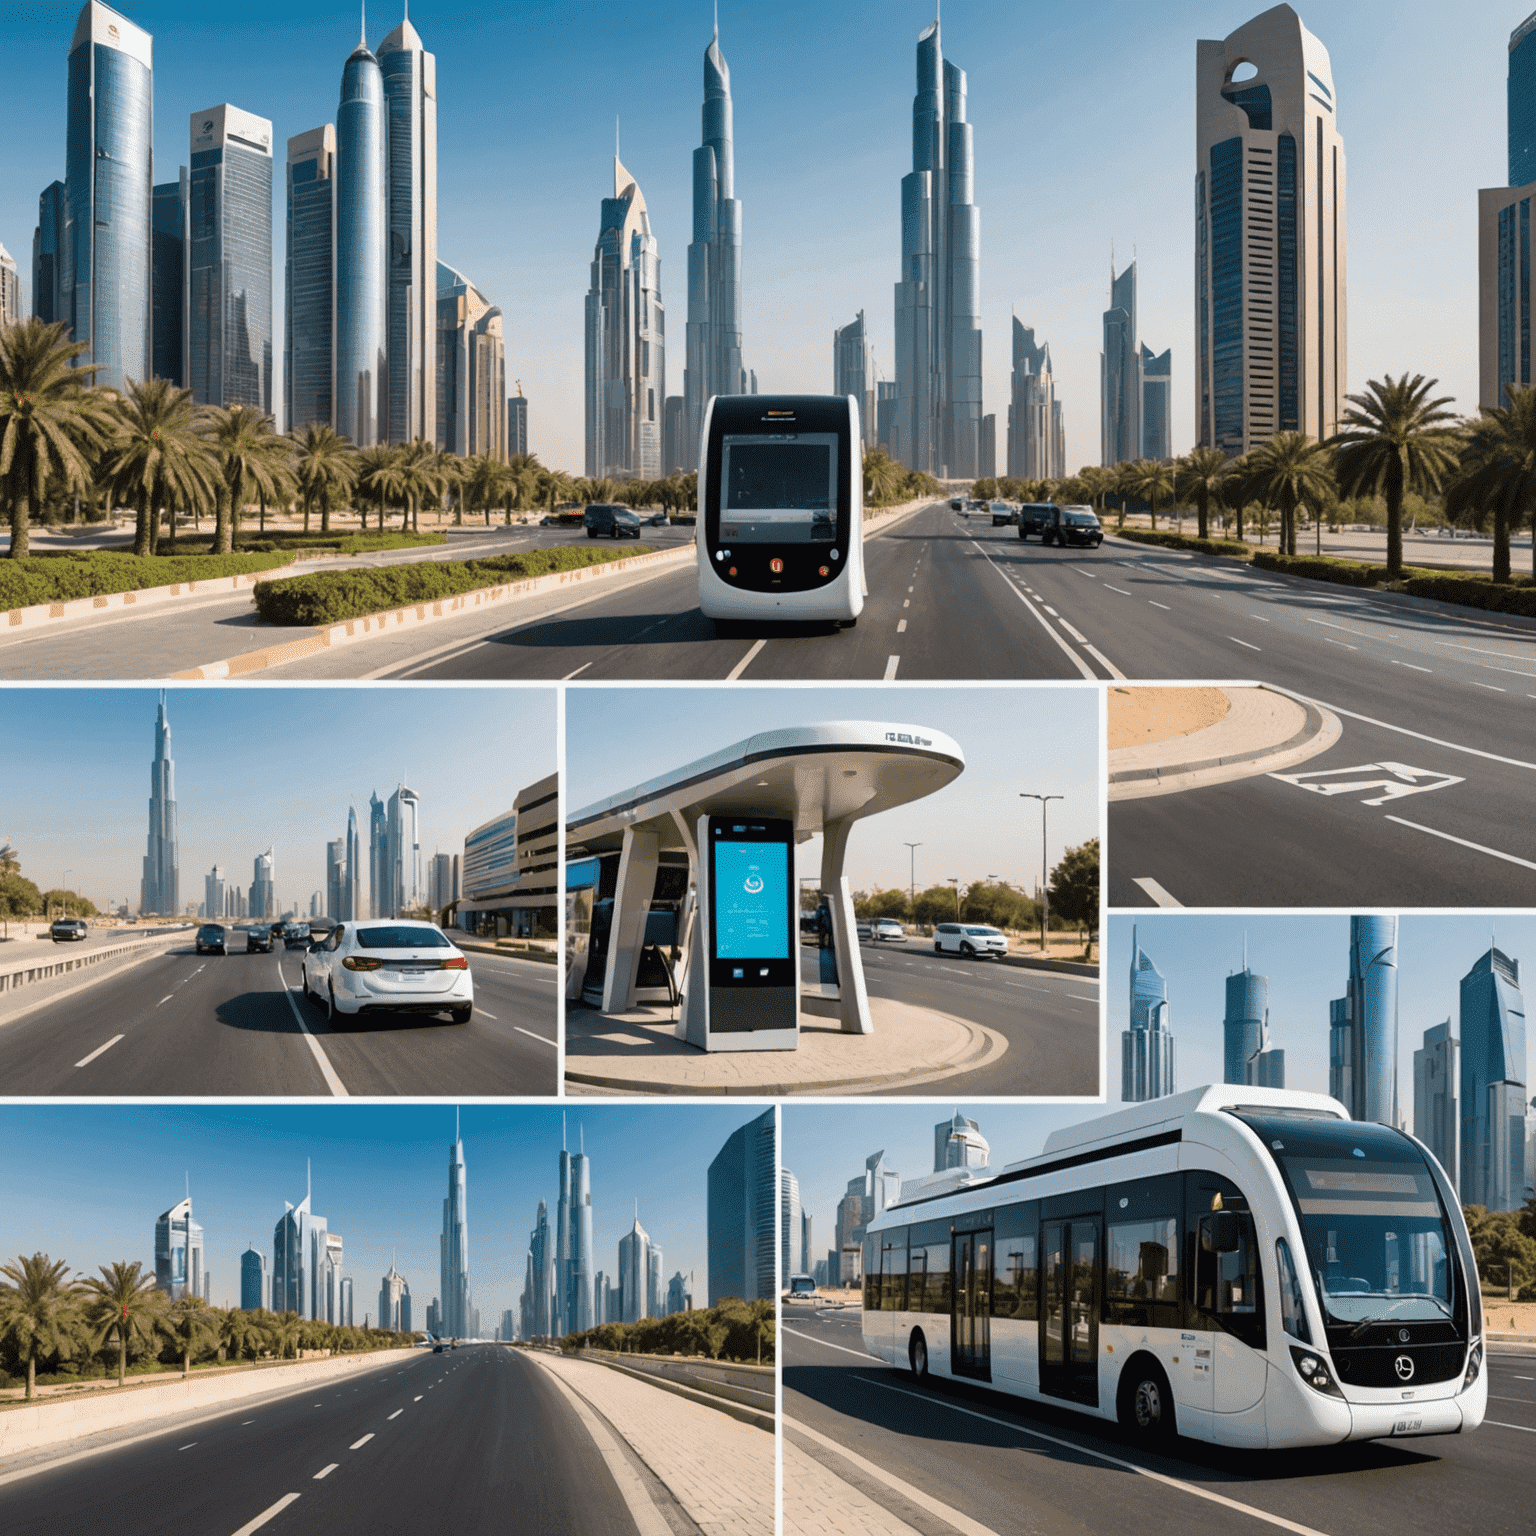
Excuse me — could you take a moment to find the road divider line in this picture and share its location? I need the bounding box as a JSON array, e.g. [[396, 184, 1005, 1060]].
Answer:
[[1487, 1420, 1536, 1433], [1384, 817, 1536, 872], [883, 655, 900, 680], [74, 1034, 124, 1068], [1083, 644, 1124, 678], [475, 1008, 498, 1020], [156, 994, 173, 1005], [1285, 696, 1536, 771], [1059, 619, 1088, 643], [387, 1409, 403, 1420], [178, 1442, 196, 1450], [897, 619, 907, 633], [1472, 682, 1507, 692], [1133, 877, 1182, 908], [350, 1433, 374, 1450], [313, 1464, 338, 1480], [276, 963, 349, 1098], [562, 662, 591, 680], [515, 1026, 557, 1047], [231, 1493, 301, 1536], [1391, 660, 1432, 672], [1104, 584, 1131, 596], [1149, 600, 1171, 610], [966, 539, 1098, 680], [726, 639, 767, 681], [1228, 636, 1261, 650]]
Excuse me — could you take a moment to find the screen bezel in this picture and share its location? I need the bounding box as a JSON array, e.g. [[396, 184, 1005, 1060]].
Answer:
[[706, 814, 796, 989]]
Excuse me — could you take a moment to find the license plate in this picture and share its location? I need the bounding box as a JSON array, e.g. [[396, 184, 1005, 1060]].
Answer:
[[1392, 1418, 1422, 1435]]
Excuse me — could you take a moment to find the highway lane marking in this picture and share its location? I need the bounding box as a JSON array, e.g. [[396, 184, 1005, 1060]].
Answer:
[[884, 655, 900, 679], [1133, 877, 1182, 908], [414, 1395, 423, 1400], [1248, 613, 1271, 621], [562, 662, 592, 680], [388, 1409, 404, 1419], [1306, 615, 1370, 637], [1103, 584, 1132, 596], [157, 994, 174, 1005], [231, 1494, 301, 1535], [515, 1026, 558, 1047], [1295, 696, 1536, 772], [1323, 638, 1358, 650], [1043, 604, 1061, 617], [476, 1008, 499, 1020], [75, 1034, 124, 1068], [1070, 994, 1099, 1003], [903, 598, 910, 607], [1385, 817, 1536, 873], [726, 639, 767, 681], [242, 1420, 255, 1425], [350, 1434, 374, 1449], [1435, 638, 1534, 661], [313, 1464, 338, 1480], [179, 1442, 197, 1450], [907, 586, 913, 593], [276, 962, 349, 1098], [1472, 682, 1507, 692], [1149, 600, 1171, 609], [897, 619, 908, 633], [1391, 660, 1432, 672], [1228, 636, 1261, 650], [967, 540, 1100, 680], [1487, 1420, 1536, 1432], [1059, 619, 1088, 643]]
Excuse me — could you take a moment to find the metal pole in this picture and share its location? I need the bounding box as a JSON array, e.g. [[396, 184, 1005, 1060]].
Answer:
[[1019, 796, 1062, 954], [903, 843, 922, 925]]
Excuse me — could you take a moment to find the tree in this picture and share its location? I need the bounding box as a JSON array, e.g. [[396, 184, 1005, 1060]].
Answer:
[[1443, 386, 1536, 582], [396, 439, 443, 533], [78, 1260, 164, 1387], [269, 1310, 302, 1360], [912, 884, 960, 926], [0, 1252, 78, 1399], [1049, 839, 1099, 953], [356, 443, 405, 532], [291, 423, 357, 537], [158, 1295, 217, 1379], [1175, 445, 1231, 540], [1329, 373, 1461, 577], [98, 377, 218, 557], [1240, 433, 1335, 556], [1120, 459, 1176, 529], [205, 405, 292, 555]]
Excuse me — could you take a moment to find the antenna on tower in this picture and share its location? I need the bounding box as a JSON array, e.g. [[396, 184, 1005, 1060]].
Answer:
[[359, 0, 366, 48], [714, 0, 719, 42]]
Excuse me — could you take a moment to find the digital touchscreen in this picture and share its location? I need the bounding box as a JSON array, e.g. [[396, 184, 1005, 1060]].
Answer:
[[711, 839, 790, 959]]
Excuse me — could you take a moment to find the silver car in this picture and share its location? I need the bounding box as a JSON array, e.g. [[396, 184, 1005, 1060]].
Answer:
[[301, 920, 474, 1025]]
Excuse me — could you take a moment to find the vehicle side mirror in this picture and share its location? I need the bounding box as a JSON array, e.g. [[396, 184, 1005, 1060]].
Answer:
[[1205, 1212, 1242, 1253]]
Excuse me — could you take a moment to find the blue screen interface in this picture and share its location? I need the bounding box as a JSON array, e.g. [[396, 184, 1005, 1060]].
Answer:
[[713, 840, 789, 960]]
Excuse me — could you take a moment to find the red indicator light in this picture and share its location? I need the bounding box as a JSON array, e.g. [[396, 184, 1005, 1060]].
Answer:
[[818, 565, 830, 577], [728, 566, 737, 577], [769, 558, 784, 574]]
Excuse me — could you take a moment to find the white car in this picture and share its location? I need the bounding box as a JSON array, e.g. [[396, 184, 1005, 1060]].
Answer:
[[932, 922, 1009, 959], [872, 918, 907, 943], [855, 920, 875, 942], [301, 919, 474, 1024]]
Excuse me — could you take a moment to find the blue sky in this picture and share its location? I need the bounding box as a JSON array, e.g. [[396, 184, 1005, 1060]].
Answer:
[[0, 686, 553, 912], [566, 685, 1101, 894], [2, 1, 1509, 473], [0, 1101, 768, 1325]]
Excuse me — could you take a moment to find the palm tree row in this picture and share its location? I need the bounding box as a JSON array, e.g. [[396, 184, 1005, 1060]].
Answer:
[[0, 1251, 414, 1399]]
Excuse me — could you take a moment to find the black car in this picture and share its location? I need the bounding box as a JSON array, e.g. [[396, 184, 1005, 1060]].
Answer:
[[283, 921, 312, 949], [50, 918, 89, 942], [583, 503, 643, 539], [1043, 506, 1104, 547], [196, 923, 227, 955], [1017, 502, 1061, 540], [246, 924, 274, 953]]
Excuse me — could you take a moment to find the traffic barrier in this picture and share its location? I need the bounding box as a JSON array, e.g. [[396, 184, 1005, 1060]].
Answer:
[[0, 930, 184, 995]]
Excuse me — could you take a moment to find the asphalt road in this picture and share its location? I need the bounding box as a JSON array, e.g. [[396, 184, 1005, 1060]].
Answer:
[[0, 934, 557, 1096], [0, 1348, 645, 1536], [783, 1307, 1535, 1536]]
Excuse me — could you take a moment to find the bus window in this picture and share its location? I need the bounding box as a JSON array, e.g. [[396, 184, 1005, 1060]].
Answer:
[[911, 1220, 951, 1315], [1106, 1216, 1179, 1329], [1196, 1209, 1266, 1349], [993, 1230, 1038, 1321], [1276, 1237, 1312, 1343], [881, 1234, 908, 1312], [863, 1237, 879, 1311]]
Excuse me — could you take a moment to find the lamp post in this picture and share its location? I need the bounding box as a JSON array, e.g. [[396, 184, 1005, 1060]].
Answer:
[[903, 843, 922, 923], [1019, 795, 1062, 954], [948, 879, 960, 920]]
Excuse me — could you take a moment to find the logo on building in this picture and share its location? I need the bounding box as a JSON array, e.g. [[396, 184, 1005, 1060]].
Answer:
[[885, 731, 934, 747]]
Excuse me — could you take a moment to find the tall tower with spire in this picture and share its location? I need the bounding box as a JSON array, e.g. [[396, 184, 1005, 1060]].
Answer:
[[344, 803, 361, 920], [440, 1108, 471, 1337], [570, 1122, 593, 1332], [555, 1115, 571, 1336], [1121, 924, 1176, 1102], [141, 691, 179, 916]]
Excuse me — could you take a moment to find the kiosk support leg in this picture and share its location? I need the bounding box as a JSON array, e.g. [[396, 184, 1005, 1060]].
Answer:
[[821, 816, 872, 1035], [601, 828, 660, 1015]]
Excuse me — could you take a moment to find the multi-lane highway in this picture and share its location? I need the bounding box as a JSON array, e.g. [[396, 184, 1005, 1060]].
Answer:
[[0, 933, 557, 1096], [0, 1348, 650, 1535], [783, 1305, 1535, 1536]]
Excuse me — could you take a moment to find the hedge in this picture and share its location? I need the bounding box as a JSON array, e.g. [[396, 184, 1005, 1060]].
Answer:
[[252, 543, 657, 625], [0, 550, 296, 609], [1400, 573, 1536, 617], [1114, 527, 1254, 558], [1250, 551, 1392, 586], [176, 530, 446, 556]]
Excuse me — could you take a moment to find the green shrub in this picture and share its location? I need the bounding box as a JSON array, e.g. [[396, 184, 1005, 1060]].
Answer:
[[175, 530, 445, 556], [253, 543, 657, 625], [0, 550, 295, 610], [1250, 551, 1389, 586], [1399, 573, 1536, 617], [1115, 527, 1253, 558]]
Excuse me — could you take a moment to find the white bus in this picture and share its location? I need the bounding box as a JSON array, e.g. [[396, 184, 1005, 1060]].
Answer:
[[861, 1085, 1486, 1450]]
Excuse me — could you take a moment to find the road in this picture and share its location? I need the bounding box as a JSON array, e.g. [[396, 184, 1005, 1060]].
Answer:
[[0, 933, 557, 1096], [783, 1307, 1535, 1536], [0, 1348, 648, 1536]]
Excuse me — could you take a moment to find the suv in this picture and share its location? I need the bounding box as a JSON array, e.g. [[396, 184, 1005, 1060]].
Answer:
[[1040, 505, 1104, 548], [1017, 503, 1061, 541], [246, 924, 274, 953], [873, 918, 907, 943], [50, 918, 89, 942], [283, 922, 312, 949], [933, 923, 1009, 958], [989, 501, 1014, 526], [196, 923, 227, 955], [584, 503, 642, 539]]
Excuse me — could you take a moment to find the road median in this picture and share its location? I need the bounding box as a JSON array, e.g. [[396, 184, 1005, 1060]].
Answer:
[[0, 929, 189, 1030]]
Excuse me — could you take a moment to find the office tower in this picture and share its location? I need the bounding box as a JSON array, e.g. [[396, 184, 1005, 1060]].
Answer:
[[0, 246, 20, 328], [378, 13, 437, 445], [64, 2, 153, 391], [344, 805, 361, 921], [508, 389, 528, 457], [707, 1106, 775, 1305], [593, 1269, 608, 1326], [1512, 11, 1536, 187], [154, 1194, 204, 1300], [386, 783, 421, 916], [1414, 1020, 1459, 1188], [151, 172, 188, 384], [187, 105, 273, 411], [584, 155, 665, 479], [379, 1255, 408, 1331], [425, 1299, 439, 1336], [326, 838, 345, 920], [570, 1128, 593, 1333], [664, 393, 686, 471], [437, 262, 505, 459], [979, 414, 996, 478], [286, 126, 336, 432], [1101, 260, 1141, 466], [426, 851, 452, 913], [618, 1210, 651, 1324], [1051, 399, 1066, 474], [1482, 16, 1536, 410], [1141, 345, 1173, 460], [273, 1168, 329, 1320], [336, 22, 387, 446], [141, 691, 179, 916], [1224, 944, 1285, 1087], [892, 14, 982, 477], [339, 1275, 353, 1328], [1329, 916, 1398, 1124], [934, 1110, 989, 1171], [1195, 6, 1347, 454], [319, 1232, 345, 1324], [1460, 946, 1528, 1211], [204, 865, 226, 921], [240, 1245, 269, 1311], [555, 1133, 571, 1336], [667, 1271, 693, 1315], [368, 792, 387, 917], [647, 1245, 664, 1320], [875, 380, 897, 458], [684, 19, 747, 462], [1006, 321, 1060, 480], [250, 846, 275, 920], [833, 311, 877, 448], [1122, 924, 1176, 1102], [526, 1198, 553, 1338], [33, 182, 67, 325], [800, 1211, 813, 1277], [781, 1168, 801, 1289], [440, 1115, 470, 1337]]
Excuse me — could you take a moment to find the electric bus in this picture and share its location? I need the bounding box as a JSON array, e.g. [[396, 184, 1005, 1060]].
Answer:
[[697, 393, 865, 625], [860, 1085, 1486, 1450]]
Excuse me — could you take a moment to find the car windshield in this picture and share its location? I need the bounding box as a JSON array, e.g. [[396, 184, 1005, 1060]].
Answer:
[[200, 926, 224, 936], [354, 925, 453, 950], [1066, 513, 1098, 525], [964, 927, 1001, 937]]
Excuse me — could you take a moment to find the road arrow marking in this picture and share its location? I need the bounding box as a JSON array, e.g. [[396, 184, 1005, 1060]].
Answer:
[[1269, 761, 1464, 806]]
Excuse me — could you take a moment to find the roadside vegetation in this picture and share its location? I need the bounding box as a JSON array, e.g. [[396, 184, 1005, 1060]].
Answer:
[[556, 1297, 774, 1365], [0, 845, 94, 930], [1465, 1202, 1536, 1300]]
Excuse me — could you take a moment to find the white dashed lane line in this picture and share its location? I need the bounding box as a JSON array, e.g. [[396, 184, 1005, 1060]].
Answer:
[[350, 1434, 374, 1450], [313, 1464, 338, 1481], [75, 1035, 124, 1068]]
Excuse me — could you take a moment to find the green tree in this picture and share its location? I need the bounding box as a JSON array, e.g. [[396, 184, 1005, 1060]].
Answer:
[[78, 1260, 164, 1387], [269, 1310, 302, 1360], [1175, 445, 1231, 540], [1443, 386, 1536, 582], [206, 405, 292, 554], [291, 423, 358, 536], [99, 377, 218, 557], [158, 1295, 217, 1379], [0, 1252, 79, 1399], [912, 883, 960, 926], [1049, 839, 1100, 953], [1120, 458, 1176, 529], [1240, 433, 1335, 556], [356, 443, 405, 531]]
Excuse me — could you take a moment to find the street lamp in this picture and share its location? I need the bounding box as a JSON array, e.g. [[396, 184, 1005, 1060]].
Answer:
[[947, 878, 960, 920], [1019, 794, 1063, 954], [903, 843, 922, 921]]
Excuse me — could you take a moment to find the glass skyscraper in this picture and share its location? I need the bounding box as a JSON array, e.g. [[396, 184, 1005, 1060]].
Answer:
[[1101, 261, 1141, 467], [1511, 11, 1536, 188], [240, 1244, 268, 1311], [570, 1130, 593, 1333], [1141, 344, 1173, 461], [273, 1173, 328, 1321], [1329, 915, 1398, 1125], [780, 1167, 800, 1290], [343, 804, 361, 920], [151, 171, 188, 387], [437, 261, 506, 460], [250, 845, 275, 920], [64, 2, 153, 392], [1007, 320, 1062, 480], [141, 691, 178, 916], [368, 791, 387, 918], [832, 312, 876, 451], [285, 125, 336, 433], [155, 1195, 204, 1300], [1223, 947, 1284, 1087], [32, 181, 67, 326], [618, 1209, 651, 1324], [1413, 1019, 1459, 1190], [706, 1106, 775, 1305], [1459, 946, 1528, 1212], [1121, 925, 1176, 1102], [385, 782, 421, 916], [336, 28, 387, 446], [440, 1117, 471, 1337]]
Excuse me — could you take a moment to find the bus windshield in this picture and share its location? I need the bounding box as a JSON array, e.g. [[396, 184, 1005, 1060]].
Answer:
[[720, 434, 838, 542]]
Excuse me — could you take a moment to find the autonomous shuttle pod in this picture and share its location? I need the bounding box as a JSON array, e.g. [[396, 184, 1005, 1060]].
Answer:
[[565, 721, 963, 1051], [697, 393, 866, 624]]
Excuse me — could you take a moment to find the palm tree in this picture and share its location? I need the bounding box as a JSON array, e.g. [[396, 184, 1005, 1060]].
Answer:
[[0, 318, 114, 560], [0, 1252, 78, 1399], [1175, 445, 1231, 540], [355, 443, 405, 531], [1329, 373, 1461, 576], [460, 454, 505, 527], [1121, 458, 1176, 529], [99, 378, 217, 557], [78, 1259, 164, 1387], [1443, 386, 1536, 582], [1242, 433, 1335, 555], [431, 446, 464, 527], [158, 1294, 217, 1380], [269, 1309, 302, 1360], [862, 449, 902, 507], [539, 467, 577, 520], [393, 439, 440, 533], [291, 423, 358, 536], [204, 405, 292, 554]]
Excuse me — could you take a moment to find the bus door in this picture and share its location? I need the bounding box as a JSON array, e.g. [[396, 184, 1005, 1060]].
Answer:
[[950, 1229, 992, 1380], [1194, 1210, 1266, 1415], [1040, 1217, 1099, 1405]]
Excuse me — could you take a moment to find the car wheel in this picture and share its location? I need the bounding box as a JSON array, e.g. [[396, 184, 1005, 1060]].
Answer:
[[909, 1331, 929, 1382], [933, 941, 943, 953], [325, 982, 338, 1024], [960, 942, 975, 957], [1117, 1357, 1176, 1442], [449, 1005, 473, 1025]]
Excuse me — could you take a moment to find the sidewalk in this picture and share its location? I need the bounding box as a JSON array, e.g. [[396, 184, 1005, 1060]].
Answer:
[[564, 995, 1005, 1096]]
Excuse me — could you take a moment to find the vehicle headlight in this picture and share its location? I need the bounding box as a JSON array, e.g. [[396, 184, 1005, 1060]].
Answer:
[[1463, 1340, 1483, 1391], [1289, 1345, 1343, 1397]]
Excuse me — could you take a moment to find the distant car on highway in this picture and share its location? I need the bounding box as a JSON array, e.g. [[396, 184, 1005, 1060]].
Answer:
[[787, 1275, 817, 1298], [50, 918, 88, 942], [949, 497, 964, 511], [1042, 505, 1104, 548], [246, 924, 274, 953], [873, 918, 907, 943], [196, 923, 227, 955], [989, 501, 1015, 526], [933, 922, 1009, 959], [584, 503, 643, 539], [855, 919, 875, 942], [1016, 502, 1061, 540], [282, 921, 311, 949], [645, 510, 669, 526], [301, 919, 474, 1025]]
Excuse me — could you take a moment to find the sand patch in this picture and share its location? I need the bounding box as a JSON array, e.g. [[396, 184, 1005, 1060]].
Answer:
[[1108, 686, 1231, 750]]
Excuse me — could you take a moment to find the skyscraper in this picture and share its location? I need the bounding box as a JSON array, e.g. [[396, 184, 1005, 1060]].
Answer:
[[1460, 945, 1527, 1211], [1329, 916, 1398, 1124], [240, 1244, 269, 1311], [1195, 5, 1347, 455], [707, 1106, 775, 1305], [386, 783, 421, 915], [1224, 945, 1285, 1087], [570, 1126, 594, 1333], [892, 14, 983, 477], [1413, 1019, 1459, 1188], [933, 1110, 989, 1171], [273, 1167, 328, 1320], [555, 1130, 571, 1337], [141, 691, 179, 916], [646, 1244, 664, 1320], [0, 247, 17, 327], [684, 20, 747, 461], [780, 1167, 800, 1289], [1006, 320, 1061, 480], [285, 125, 336, 432], [319, 1231, 345, 1324], [378, 12, 438, 445], [437, 262, 505, 460], [151, 171, 188, 385], [204, 865, 227, 922], [326, 838, 345, 920], [1121, 925, 1175, 1102], [800, 1210, 812, 1277], [368, 791, 387, 917], [618, 1209, 651, 1324], [585, 155, 665, 480], [154, 1194, 203, 1300], [379, 1254, 409, 1331], [508, 388, 528, 457], [344, 804, 361, 921], [64, 2, 154, 392], [440, 1113, 471, 1337], [1141, 344, 1173, 460], [188, 104, 273, 412], [666, 1271, 693, 1315], [833, 312, 877, 450], [527, 1197, 553, 1338], [335, 22, 387, 447], [32, 181, 66, 326], [250, 846, 275, 920], [1101, 261, 1141, 467], [1511, 11, 1536, 188]]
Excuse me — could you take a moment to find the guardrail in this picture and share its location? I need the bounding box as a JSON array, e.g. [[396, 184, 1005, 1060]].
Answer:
[[0, 929, 183, 995]]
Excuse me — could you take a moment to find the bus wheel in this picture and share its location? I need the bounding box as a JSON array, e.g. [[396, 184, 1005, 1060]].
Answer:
[[909, 1331, 929, 1382], [1117, 1356, 1175, 1441]]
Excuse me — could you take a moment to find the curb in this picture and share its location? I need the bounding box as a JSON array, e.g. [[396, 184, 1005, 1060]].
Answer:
[[1109, 690, 1329, 783], [997, 953, 1098, 977], [169, 543, 696, 680], [1, 567, 288, 633], [573, 1354, 774, 1433]]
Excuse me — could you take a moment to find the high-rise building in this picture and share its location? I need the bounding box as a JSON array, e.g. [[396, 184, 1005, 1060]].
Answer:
[[0, 247, 17, 328], [707, 1106, 775, 1305], [386, 783, 421, 916], [437, 261, 505, 460], [585, 155, 665, 480], [1329, 916, 1398, 1124], [285, 125, 336, 433], [426, 850, 454, 914], [875, 380, 897, 458], [440, 1114, 471, 1338], [521, 1198, 552, 1340], [1006, 321, 1061, 480], [240, 1244, 269, 1311], [204, 865, 227, 922], [1122, 924, 1176, 1102], [1101, 261, 1141, 467], [570, 1127, 593, 1333], [250, 846, 275, 920], [800, 1210, 813, 1277], [646, 1244, 664, 1320], [892, 15, 982, 477], [339, 1274, 354, 1328], [979, 414, 996, 478], [379, 1254, 409, 1331], [684, 20, 747, 462], [1224, 947, 1285, 1087], [187, 104, 273, 412], [319, 1231, 345, 1324], [1511, 11, 1536, 188], [1460, 946, 1527, 1211], [555, 1133, 572, 1337], [151, 172, 188, 385], [934, 1110, 989, 1171], [64, 2, 154, 392], [141, 692, 179, 916], [666, 1270, 693, 1315], [593, 1269, 607, 1327], [335, 24, 387, 447], [154, 1194, 203, 1300], [1195, 5, 1347, 455], [425, 1298, 440, 1336], [508, 388, 528, 457], [836, 1150, 901, 1286], [780, 1167, 800, 1290], [368, 791, 387, 917], [1413, 1019, 1459, 1188], [273, 1169, 328, 1320], [618, 1209, 651, 1324], [1141, 345, 1172, 460], [343, 804, 361, 921], [833, 311, 877, 449], [378, 14, 437, 446], [326, 838, 345, 920], [33, 181, 67, 326]]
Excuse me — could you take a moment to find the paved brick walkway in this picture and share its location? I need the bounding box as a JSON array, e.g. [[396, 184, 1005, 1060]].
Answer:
[[782, 1434, 923, 1536]]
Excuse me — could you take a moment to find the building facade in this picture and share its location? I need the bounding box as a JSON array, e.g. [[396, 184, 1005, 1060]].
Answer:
[[1460, 946, 1528, 1211], [1121, 924, 1176, 1101], [273, 1181, 328, 1321], [151, 172, 188, 385], [437, 261, 505, 460], [1006, 321, 1062, 480], [706, 1106, 775, 1305], [508, 390, 528, 457], [0, 247, 17, 327], [326, 838, 345, 920], [141, 691, 179, 916], [569, 1132, 593, 1334], [154, 1195, 204, 1300], [335, 30, 387, 447], [1223, 952, 1285, 1087], [385, 783, 421, 916], [934, 1110, 989, 1171], [780, 1167, 800, 1289], [440, 1121, 471, 1337], [250, 846, 275, 921], [1413, 1019, 1459, 1189], [379, 1257, 409, 1331], [1329, 915, 1398, 1125], [32, 181, 67, 327], [1101, 261, 1141, 466], [1511, 10, 1536, 188], [240, 1245, 268, 1311], [204, 864, 227, 921], [833, 311, 877, 449], [285, 125, 335, 432], [343, 804, 360, 921], [1141, 345, 1173, 460], [618, 1211, 651, 1324]]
